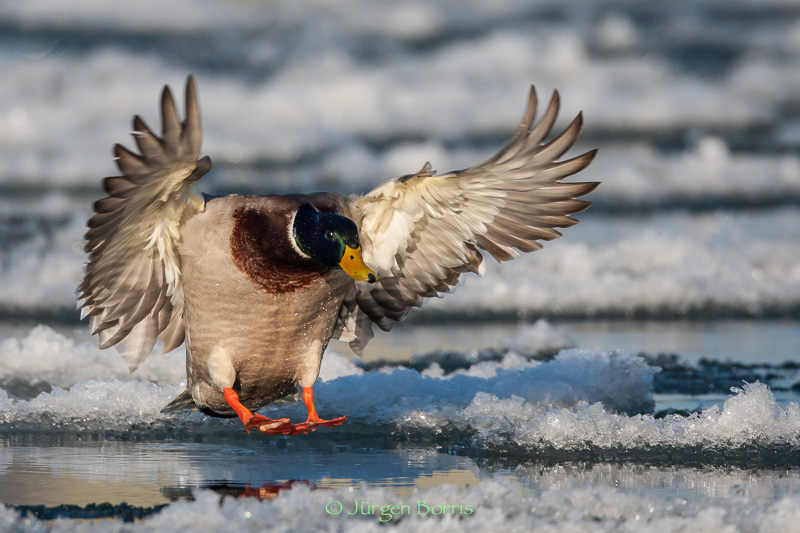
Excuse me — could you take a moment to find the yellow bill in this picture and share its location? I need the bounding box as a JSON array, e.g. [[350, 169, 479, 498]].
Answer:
[[340, 245, 378, 283]]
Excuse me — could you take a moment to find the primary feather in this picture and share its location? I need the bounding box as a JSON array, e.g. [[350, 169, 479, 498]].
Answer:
[[78, 76, 210, 372], [335, 88, 597, 352]]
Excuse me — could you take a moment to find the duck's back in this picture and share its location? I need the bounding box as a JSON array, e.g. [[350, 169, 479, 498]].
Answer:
[[178, 194, 352, 415]]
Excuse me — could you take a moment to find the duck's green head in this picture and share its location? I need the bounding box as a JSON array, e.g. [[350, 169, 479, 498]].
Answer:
[[293, 203, 377, 283]]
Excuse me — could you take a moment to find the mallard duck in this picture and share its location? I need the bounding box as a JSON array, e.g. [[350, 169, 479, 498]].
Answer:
[[78, 76, 597, 434]]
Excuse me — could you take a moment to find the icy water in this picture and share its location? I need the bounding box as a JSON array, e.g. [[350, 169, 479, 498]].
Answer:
[[2, 0, 800, 531]]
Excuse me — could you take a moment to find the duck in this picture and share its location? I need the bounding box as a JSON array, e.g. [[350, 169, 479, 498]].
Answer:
[[78, 76, 598, 435]]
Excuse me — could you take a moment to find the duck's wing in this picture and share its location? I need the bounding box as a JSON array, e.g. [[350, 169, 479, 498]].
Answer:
[[78, 76, 211, 372], [336, 87, 598, 352]]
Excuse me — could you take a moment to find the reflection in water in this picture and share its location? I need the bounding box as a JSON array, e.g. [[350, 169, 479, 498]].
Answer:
[[238, 480, 314, 500], [1, 434, 799, 516], [163, 480, 318, 502], [0, 435, 477, 507]]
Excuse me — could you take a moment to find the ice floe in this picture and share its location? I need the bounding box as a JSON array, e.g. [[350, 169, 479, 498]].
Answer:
[[0, 327, 797, 456], [467, 381, 800, 452]]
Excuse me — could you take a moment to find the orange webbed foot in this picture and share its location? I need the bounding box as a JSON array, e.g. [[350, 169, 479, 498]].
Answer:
[[247, 413, 292, 434], [284, 386, 347, 435], [256, 386, 347, 435], [224, 386, 346, 435], [223, 387, 291, 434], [285, 415, 347, 435]]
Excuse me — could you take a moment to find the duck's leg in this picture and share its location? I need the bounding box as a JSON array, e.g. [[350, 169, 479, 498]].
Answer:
[[290, 386, 347, 434], [256, 386, 346, 435], [223, 388, 291, 434]]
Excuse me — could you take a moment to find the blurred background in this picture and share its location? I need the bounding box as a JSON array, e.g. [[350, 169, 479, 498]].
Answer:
[[0, 0, 799, 352]]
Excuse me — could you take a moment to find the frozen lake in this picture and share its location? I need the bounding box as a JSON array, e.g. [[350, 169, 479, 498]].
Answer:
[[2, 320, 800, 530], [1, 0, 800, 530]]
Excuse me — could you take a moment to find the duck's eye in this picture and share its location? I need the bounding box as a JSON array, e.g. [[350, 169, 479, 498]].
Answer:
[[324, 230, 335, 241]]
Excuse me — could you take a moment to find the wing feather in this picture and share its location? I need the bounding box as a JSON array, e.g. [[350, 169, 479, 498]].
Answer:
[[78, 75, 210, 372], [335, 86, 598, 353]]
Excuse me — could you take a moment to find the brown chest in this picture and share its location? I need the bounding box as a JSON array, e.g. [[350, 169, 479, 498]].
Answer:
[[229, 206, 327, 294]]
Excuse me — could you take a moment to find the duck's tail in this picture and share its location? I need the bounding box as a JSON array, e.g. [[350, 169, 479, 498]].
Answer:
[[161, 388, 196, 413]]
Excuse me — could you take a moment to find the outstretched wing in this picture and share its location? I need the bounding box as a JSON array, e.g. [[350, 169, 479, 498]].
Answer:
[[78, 76, 211, 372], [336, 87, 598, 352]]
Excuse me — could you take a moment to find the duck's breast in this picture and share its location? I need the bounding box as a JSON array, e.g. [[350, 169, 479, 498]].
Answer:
[[178, 195, 351, 414]]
